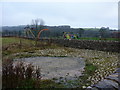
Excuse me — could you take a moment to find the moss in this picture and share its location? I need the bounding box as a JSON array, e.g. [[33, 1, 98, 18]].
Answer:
[[85, 63, 98, 75]]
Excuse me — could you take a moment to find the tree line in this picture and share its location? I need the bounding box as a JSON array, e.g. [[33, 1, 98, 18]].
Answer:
[[2, 19, 119, 39]]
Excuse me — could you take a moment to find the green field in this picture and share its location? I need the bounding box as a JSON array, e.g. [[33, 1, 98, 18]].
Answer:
[[2, 37, 35, 46], [78, 37, 120, 41]]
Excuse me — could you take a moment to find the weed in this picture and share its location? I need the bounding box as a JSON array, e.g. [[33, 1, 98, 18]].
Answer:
[[2, 59, 64, 89], [2, 61, 41, 89]]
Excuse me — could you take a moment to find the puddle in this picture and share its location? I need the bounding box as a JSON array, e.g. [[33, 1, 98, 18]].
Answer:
[[14, 57, 85, 80]]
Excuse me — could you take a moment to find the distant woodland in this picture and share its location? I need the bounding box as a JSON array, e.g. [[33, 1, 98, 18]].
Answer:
[[1, 25, 120, 39]]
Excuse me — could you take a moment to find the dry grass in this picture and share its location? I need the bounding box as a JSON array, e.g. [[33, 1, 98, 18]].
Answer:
[[2, 59, 64, 88], [2, 61, 41, 88]]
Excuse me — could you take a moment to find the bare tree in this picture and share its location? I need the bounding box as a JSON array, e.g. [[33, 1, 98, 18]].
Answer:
[[30, 19, 45, 46], [24, 19, 48, 46]]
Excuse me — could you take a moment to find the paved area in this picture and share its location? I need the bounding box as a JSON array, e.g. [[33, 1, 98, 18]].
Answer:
[[14, 57, 85, 80]]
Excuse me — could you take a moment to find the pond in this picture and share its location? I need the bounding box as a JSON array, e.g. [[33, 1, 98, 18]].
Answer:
[[14, 57, 85, 81]]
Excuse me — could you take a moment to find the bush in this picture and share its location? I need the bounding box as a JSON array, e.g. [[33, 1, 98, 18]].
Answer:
[[2, 61, 41, 89]]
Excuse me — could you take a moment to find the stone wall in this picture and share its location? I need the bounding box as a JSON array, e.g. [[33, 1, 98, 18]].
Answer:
[[39, 39, 119, 52]]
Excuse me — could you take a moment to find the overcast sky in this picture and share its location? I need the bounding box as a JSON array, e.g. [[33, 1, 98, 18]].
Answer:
[[1, 1, 119, 29]]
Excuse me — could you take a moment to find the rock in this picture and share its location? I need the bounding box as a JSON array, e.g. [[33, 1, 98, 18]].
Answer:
[[87, 86, 92, 88], [105, 73, 119, 83], [115, 68, 120, 73], [91, 68, 120, 90], [92, 79, 116, 89]]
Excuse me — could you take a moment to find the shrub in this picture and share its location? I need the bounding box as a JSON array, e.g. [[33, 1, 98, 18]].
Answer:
[[2, 61, 41, 89]]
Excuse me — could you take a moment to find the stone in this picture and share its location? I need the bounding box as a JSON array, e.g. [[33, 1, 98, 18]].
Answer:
[[105, 74, 119, 83], [92, 69, 119, 89], [92, 79, 115, 89]]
